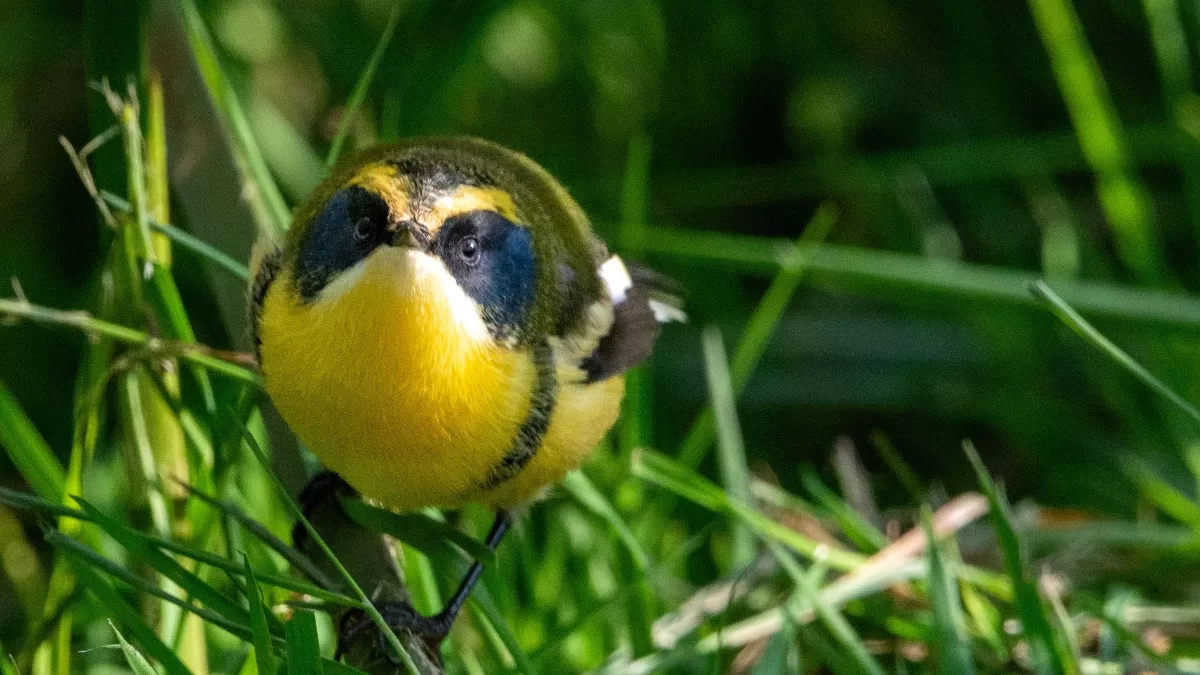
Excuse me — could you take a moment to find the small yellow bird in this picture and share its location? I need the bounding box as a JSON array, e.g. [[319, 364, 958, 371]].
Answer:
[[250, 137, 681, 651]]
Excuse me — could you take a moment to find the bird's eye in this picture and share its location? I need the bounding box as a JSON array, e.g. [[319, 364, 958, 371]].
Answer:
[[460, 236, 480, 265], [353, 217, 374, 242]]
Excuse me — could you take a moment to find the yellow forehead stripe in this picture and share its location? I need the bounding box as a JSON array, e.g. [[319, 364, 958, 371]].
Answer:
[[426, 185, 519, 233], [347, 163, 410, 217]]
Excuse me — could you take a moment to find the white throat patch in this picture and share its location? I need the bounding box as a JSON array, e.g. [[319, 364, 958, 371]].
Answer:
[[316, 247, 491, 344]]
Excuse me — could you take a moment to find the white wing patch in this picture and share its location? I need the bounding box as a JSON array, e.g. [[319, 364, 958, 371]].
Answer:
[[599, 255, 633, 305], [649, 298, 687, 323]]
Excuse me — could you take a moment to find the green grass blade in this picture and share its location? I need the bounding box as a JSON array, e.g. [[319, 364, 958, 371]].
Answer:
[[800, 471, 888, 552], [340, 497, 495, 563], [561, 471, 649, 570], [643, 230, 1200, 334], [677, 203, 838, 468], [245, 555, 280, 675], [321, 660, 371, 675], [178, 481, 337, 590], [0, 298, 261, 386], [633, 449, 864, 571], [66, 553, 189, 675], [1030, 280, 1200, 425], [0, 486, 82, 519], [701, 324, 755, 569], [768, 541, 887, 675], [110, 624, 159, 675], [49, 530, 256, 640], [1027, 0, 1163, 282], [1125, 460, 1200, 527], [74, 498, 254, 629], [326, 2, 402, 168], [0, 379, 65, 500], [2, 483, 352, 605], [751, 609, 796, 675], [239, 429, 421, 673], [868, 431, 925, 503], [470, 588, 538, 675], [964, 442, 1065, 675], [921, 507, 976, 675], [104, 190, 250, 280], [144, 532, 356, 606], [178, 0, 290, 238]]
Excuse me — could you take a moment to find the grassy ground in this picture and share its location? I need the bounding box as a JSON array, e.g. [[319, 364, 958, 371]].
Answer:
[[6, 0, 1200, 673]]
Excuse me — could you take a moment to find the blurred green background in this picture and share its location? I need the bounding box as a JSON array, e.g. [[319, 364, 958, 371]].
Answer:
[[7, 0, 1200, 668]]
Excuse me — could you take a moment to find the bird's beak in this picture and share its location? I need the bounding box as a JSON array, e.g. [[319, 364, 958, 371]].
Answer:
[[390, 221, 425, 249]]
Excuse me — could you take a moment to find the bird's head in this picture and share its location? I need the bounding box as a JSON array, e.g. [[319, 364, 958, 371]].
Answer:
[[278, 137, 600, 347]]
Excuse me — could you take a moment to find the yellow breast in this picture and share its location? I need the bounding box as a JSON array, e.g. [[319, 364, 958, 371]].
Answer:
[[259, 248, 535, 511], [259, 248, 625, 511]]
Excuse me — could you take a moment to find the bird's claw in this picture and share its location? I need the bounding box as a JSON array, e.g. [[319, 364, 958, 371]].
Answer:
[[336, 601, 453, 664]]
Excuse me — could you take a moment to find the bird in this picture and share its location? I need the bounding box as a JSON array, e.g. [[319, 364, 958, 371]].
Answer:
[[249, 136, 682, 656]]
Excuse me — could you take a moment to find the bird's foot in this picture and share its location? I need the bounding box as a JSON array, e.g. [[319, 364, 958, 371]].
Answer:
[[292, 470, 356, 548], [336, 601, 454, 664]]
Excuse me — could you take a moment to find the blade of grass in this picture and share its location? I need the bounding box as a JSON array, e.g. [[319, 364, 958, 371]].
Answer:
[[111, 623, 163, 675], [0, 379, 65, 501], [178, 0, 290, 238], [633, 449, 864, 571], [800, 470, 888, 552], [751, 609, 796, 675], [647, 124, 1188, 209], [1027, 0, 1164, 283], [1029, 280, 1200, 425], [867, 431, 925, 503], [178, 481, 337, 590], [50, 531, 255, 641], [326, 2, 402, 167], [702, 325, 755, 569], [1125, 460, 1200, 527], [250, 94, 325, 201], [614, 130, 657, 658], [563, 469, 655, 656], [0, 298, 260, 386], [73, 498, 256, 630], [1141, 0, 1200, 233], [66, 553, 189, 675], [964, 441, 1065, 675], [0, 486, 83, 519], [245, 555, 280, 675], [103, 191, 250, 280], [239, 429, 423, 674], [340, 497, 495, 563], [115, 93, 157, 271], [119, 370, 171, 537], [676, 203, 838, 468], [286, 610, 324, 675], [470, 587, 537, 675], [921, 507, 976, 675], [767, 540, 887, 675], [5, 489, 356, 605], [643, 230, 1200, 335], [561, 471, 649, 570], [617, 131, 654, 458]]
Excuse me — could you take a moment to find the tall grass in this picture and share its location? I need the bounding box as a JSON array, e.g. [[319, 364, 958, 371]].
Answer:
[[7, 1, 1200, 674]]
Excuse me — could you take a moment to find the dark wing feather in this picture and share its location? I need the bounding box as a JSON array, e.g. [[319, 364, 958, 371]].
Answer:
[[249, 244, 283, 361], [581, 260, 683, 384]]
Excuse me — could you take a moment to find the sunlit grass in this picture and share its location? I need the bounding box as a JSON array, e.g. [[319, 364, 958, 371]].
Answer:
[[8, 0, 1200, 674]]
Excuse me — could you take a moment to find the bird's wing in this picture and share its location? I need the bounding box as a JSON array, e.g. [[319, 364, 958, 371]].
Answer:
[[248, 240, 284, 361], [577, 255, 685, 384]]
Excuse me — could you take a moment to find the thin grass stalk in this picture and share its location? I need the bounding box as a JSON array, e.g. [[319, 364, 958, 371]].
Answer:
[[1027, 0, 1165, 284], [326, 2, 403, 168]]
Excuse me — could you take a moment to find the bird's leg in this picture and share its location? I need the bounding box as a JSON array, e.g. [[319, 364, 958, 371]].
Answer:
[[292, 470, 356, 548], [336, 510, 510, 661]]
